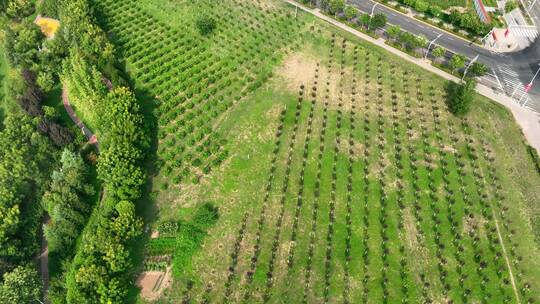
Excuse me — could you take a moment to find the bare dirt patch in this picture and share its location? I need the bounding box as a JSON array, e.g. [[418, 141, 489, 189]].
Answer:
[[337, 136, 365, 160], [462, 214, 488, 238], [137, 267, 172, 302], [442, 145, 457, 154], [279, 53, 319, 92], [258, 104, 285, 142], [278, 53, 357, 111], [402, 208, 422, 250]]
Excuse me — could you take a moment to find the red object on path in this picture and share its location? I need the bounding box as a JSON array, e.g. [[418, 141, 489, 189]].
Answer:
[[492, 30, 497, 41], [504, 28, 510, 37], [525, 83, 533, 92]]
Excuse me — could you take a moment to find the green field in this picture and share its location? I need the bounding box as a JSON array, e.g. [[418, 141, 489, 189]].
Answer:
[[92, 0, 540, 303]]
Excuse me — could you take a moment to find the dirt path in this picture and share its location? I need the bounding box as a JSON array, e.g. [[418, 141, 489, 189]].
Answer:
[[285, 0, 540, 155], [38, 216, 50, 304], [491, 210, 521, 304], [62, 84, 99, 150]]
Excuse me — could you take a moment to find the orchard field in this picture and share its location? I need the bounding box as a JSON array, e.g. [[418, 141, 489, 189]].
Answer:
[[91, 0, 540, 303]]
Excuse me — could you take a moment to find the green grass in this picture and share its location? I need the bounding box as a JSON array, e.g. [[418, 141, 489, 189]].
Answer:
[[42, 85, 72, 127], [92, 0, 540, 303]]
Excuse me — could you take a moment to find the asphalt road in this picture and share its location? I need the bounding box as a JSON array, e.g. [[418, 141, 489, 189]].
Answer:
[[347, 0, 540, 112]]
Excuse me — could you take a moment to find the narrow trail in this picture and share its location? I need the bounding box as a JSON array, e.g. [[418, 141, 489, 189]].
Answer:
[[492, 210, 521, 304], [62, 84, 99, 150], [38, 216, 50, 304]]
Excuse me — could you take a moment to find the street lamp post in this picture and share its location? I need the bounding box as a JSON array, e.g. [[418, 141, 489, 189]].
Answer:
[[462, 55, 480, 81], [518, 62, 540, 104], [368, 3, 378, 30], [424, 33, 443, 60]]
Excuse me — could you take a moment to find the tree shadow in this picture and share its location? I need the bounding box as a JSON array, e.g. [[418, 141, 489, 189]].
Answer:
[[443, 80, 459, 112], [117, 59, 162, 303]]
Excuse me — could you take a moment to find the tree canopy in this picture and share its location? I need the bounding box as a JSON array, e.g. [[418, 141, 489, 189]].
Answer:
[[43, 149, 94, 254], [0, 265, 42, 303]]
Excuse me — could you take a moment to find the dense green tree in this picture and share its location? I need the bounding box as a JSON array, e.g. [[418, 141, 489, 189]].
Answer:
[[387, 25, 401, 41], [97, 143, 145, 201], [37, 0, 59, 18], [42, 149, 94, 255], [358, 13, 370, 28], [370, 13, 387, 30], [449, 9, 461, 25], [428, 5, 442, 18], [66, 199, 142, 304], [196, 15, 216, 35], [398, 31, 425, 50], [432, 46, 446, 60], [414, 0, 428, 13], [4, 21, 44, 68], [101, 87, 148, 151], [97, 87, 148, 201], [404, 0, 416, 6], [505, 0, 517, 12], [469, 62, 488, 77], [61, 52, 108, 127], [328, 0, 345, 15], [450, 54, 466, 73], [344, 5, 357, 20], [447, 79, 476, 116], [6, 0, 34, 20], [0, 113, 56, 265], [0, 265, 42, 303], [59, 0, 114, 67]]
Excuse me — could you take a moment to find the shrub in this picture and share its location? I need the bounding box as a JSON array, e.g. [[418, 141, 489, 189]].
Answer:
[[0, 265, 42, 303], [370, 13, 387, 30], [505, 0, 517, 12], [387, 25, 401, 40], [344, 5, 357, 20], [196, 15, 216, 35], [432, 46, 446, 59], [469, 62, 488, 77], [414, 0, 428, 13], [6, 0, 34, 20], [450, 54, 466, 73]]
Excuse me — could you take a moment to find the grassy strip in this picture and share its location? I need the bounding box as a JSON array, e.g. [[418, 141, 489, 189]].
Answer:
[[527, 145, 540, 175], [168, 203, 219, 277]]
